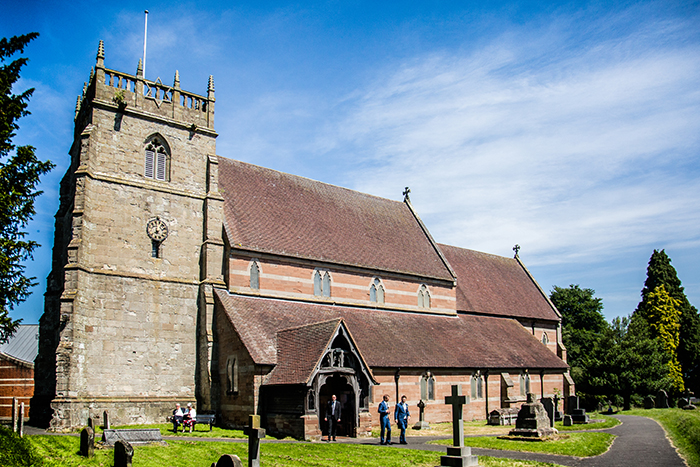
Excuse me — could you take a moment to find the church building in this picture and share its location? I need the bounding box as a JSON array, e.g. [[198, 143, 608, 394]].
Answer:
[[32, 42, 572, 439]]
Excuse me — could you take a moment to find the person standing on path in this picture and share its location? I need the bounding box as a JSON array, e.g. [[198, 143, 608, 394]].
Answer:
[[394, 395, 410, 444], [378, 394, 392, 445], [325, 394, 341, 441]]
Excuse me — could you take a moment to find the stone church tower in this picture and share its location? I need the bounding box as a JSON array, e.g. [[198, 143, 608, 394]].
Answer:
[[31, 41, 224, 428]]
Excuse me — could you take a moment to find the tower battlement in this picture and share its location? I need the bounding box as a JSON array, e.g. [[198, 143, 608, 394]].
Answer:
[[75, 40, 215, 132]]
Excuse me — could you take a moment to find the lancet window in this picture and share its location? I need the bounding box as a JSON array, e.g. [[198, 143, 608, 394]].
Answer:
[[417, 284, 430, 308], [250, 261, 260, 290], [314, 270, 331, 297], [145, 137, 169, 181], [369, 278, 385, 304]]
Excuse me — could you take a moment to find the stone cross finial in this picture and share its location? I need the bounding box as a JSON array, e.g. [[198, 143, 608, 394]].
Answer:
[[445, 384, 467, 448], [136, 59, 143, 78], [513, 244, 520, 258], [403, 187, 411, 202], [97, 40, 105, 60]]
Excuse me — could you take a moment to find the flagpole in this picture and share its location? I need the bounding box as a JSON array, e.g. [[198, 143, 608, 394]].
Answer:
[[143, 10, 149, 79]]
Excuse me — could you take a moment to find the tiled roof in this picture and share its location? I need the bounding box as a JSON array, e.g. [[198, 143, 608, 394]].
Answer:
[[439, 245, 560, 321], [0, 324, 38, 364], [266, 319, 341, 386], [215, 290, 568, 371], [217, 157, 454, 281]]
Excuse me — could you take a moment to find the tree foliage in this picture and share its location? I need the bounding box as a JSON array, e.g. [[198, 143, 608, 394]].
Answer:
[[634, 250, 700, 394], [0, 33, 54, 344]]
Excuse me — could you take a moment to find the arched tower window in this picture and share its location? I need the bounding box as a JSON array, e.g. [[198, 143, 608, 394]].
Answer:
[[417, 284, 430, 308], [541, 332, 549, 345], [370, 278, 385, 304], [145, 137, 169, 181], [250, 261, 260, 290]]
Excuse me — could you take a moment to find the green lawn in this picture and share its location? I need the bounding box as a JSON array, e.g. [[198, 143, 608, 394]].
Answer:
[[555, 413, 620, 431], [27, 436, 567, 467], [432, 431, 615, 457], [622, 408, 700, 467], [92, 423, 248, 438]]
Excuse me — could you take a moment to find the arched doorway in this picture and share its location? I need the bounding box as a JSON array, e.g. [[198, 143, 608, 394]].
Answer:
[[318, 374, 356, 437]]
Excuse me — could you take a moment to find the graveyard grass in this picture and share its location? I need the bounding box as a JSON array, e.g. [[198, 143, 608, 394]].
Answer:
[[622, 408, 700, 467], [91, 423, 248, 438], [432, 431, 615, 457], [27, 436, 565, 467]]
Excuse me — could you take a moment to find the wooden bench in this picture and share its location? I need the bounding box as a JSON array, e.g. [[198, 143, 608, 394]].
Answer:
[[168, 413, 216, 432]]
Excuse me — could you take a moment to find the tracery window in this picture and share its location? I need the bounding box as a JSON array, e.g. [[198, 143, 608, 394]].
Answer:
[[145, 137, 168, 181], [420, 371, 435, 401], [417, 284, 430, 308], [250, 261, 260, 290], [314, 270, 331, 297], [369, 278, 385, 304], [471, 372, 484, 400]]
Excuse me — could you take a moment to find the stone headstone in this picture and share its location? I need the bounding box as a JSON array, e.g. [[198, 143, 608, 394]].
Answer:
[[567, 395, 579, 415], [656, 390, 669, 408], [678, 398, 689, 408], [215, 454, 243, 467], [104, 410, 110, 429], [114, 439, 134, 467], [80, 427, 95, 458], [682, 404, 697, 410], [244, 415, 265, 467], [540, 397, 555, 428], [644, 395, 655, 409], [508, 393, 556, 437], [88, 416, 94, 430], [18, 402, 24, 437], [413, 399, 430, 430], [102, 428, 163, 445], [563, 415, 573, 426], [439, 385, 479, 466], [11, 398, 18, 433]]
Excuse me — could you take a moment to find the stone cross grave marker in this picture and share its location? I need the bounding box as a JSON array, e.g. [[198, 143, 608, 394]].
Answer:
[[439, 384, 479, 467], [413, 399, 430, 430], [80, 426, 95, 457], [244, 414, 266, 467], [114, 439, 134, 467]]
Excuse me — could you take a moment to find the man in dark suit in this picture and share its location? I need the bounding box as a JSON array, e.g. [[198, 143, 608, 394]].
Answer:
[[325, 394, 341, 441], [394, 395, 411, 444]]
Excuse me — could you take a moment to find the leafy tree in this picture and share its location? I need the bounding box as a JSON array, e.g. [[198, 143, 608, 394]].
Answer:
[[0, 33, 54, 344], [550, 285, 608, 368], [634, 250, 700, 394]]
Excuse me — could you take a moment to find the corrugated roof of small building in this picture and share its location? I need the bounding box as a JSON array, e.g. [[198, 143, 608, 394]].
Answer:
[[0, 324, 39, 364]]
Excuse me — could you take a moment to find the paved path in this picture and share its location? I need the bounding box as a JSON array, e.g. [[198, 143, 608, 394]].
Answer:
[[340, 415, 687, 466]]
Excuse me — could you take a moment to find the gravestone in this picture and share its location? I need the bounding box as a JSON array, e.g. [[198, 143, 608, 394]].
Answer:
[[437, 384, 479, 467], [553, 394, 563, 421], [644, 395, 655, 409], [566, 395, 578, 415], [413, 399, 430, 430], [488, 408, 518, 426], [567, 396, 589, 424], [563, 415, 573, 426], [244, 414, 265, 467], [540, 397, 555, 428], [80, 427, 95, 457], [678, 397, 689, 408], [102, 428, 163, 445], [88, 416, 94, 430], [11, 398, 18, 433], [212, 454, 243, 467], [508, 393, 556, 437], [114, 439, 134, 467], [18, 402, 24, 437], [104, 410, 110, 429], [656, 390, 669, 408]]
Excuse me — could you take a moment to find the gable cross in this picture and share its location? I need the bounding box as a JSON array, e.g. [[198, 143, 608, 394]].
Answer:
[[445, 384, 468, 448], [403, 186, 411, 202], [513, 244, 520, 258]]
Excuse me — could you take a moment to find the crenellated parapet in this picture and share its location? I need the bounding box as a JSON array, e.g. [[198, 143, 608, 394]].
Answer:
[[76, 40, 215, 132]]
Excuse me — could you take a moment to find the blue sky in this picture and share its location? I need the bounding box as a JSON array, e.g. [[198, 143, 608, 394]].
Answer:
[[3, 0, 699, 324]]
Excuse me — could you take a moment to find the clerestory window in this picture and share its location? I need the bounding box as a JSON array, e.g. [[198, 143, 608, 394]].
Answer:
[[314, 270, 331, 297], [369, 278, 385, 304], [250, 261, 260, 290], [417, 284, 430, 308]]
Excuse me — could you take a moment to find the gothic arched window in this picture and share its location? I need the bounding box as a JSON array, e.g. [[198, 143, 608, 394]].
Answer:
[[370, 278, 385, 304], [250, 261, 260, 290], [314, 270, 331, 297], [541, 332, 549, 345], [417, 284, 430, 308], [145, 137, 169, 181], [471, 372, 484, 400], [420, 371, 435, 401]]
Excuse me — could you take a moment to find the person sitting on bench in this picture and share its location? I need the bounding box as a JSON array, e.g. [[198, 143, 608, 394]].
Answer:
[[172, 403, 184, 433], [183, 403, 197, 433]]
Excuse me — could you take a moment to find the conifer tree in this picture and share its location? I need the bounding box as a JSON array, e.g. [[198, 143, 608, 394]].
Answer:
[[0, 33, 54, 344], [644, 285, 684, 392], [634, 250, 700, 394]]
